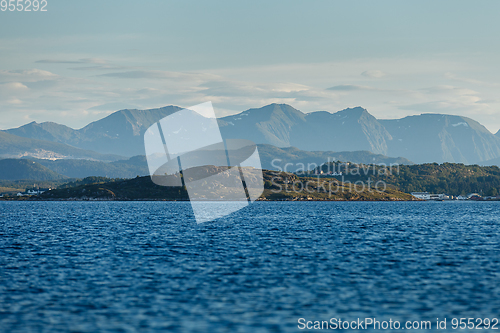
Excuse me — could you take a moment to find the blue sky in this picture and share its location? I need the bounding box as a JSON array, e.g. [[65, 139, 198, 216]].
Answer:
[[1, 0, 500, 133]]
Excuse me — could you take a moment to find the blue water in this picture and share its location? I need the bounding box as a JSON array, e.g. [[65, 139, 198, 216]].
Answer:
[[1, 201, 500, 332]]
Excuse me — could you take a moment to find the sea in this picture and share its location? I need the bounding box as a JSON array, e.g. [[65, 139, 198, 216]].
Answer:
[[1, 201, 499, 332]]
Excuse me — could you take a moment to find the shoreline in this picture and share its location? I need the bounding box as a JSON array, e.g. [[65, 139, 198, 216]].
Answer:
[[3, 197, 498, 202]]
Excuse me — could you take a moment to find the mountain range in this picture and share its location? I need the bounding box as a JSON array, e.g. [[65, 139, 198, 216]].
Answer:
[[5, 106, 182, 158], [0, 131, 123, 161], [256, 145, 411, 173], [2, 103, 500, 166], [219, 105, 393, 155], [219, 104, 500, 165], [0, 159, 67, 181], [0, 146, 410, 181]]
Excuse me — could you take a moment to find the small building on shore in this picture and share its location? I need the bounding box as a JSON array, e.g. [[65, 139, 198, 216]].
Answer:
[[429, 193, 450, 200], [467, 193, 483, 201], [411, 192, 451, 200], [411, 192, 430, 200]]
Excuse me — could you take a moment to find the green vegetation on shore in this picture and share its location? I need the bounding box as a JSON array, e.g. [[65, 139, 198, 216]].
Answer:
[[31, 170, 415, 201], [0, 179, 72, 196], [316, 162, 500, 196], [3, 162, 500, 200]]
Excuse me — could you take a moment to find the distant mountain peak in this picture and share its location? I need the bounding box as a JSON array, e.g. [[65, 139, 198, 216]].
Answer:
[[247, 103, 304, 114], [496, 129, 500, 137], [264, 102, 297, 108], [223, 103, 306, 123], [218, 103, 306, 148], [345, 106, 367, 111], [332, 106, 373, 120]]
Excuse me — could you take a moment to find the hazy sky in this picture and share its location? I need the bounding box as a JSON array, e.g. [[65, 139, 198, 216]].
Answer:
[[1, 0, 500, 133]]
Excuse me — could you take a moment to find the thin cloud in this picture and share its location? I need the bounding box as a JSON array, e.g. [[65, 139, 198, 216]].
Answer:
[[327, 84, 375, 91], [98, 70, 219, 82], [0, 82, 28, 91], [88, 102, 140, 111], [444, 72, 497, 86], [420, 85, 478, 95], [200, 80, 309, 98], [6, 98, 23, 105], [37, 58, 126, 71], [361, 70, 386, 78], [36, 58, 107, 65], [399, 98, 488, 113], [69, 65, 127, 71], [0, 69, 58, 82]]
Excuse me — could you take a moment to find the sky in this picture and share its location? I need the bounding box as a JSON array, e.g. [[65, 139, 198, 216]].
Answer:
[[1, 0, 500, 133]]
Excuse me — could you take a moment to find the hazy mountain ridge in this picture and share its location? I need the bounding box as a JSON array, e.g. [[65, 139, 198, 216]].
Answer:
[[29, 155, 149, 179], [0, 159, 67, 181], [5, 106, 182, 157], [5, 121, 77, 144], [220, 105, 500, 165], [288, 107, 392, 154], [257, 144, 412, 173], [219, 105, 394, 153], [380, 114, 500, 164], [75, 106, 182, 156], [218, 104, 307, 147], [0, 146, 408, 181], [0, 157, 148, 181], [221, 105, 500, 164], [0, 131, 123, 161], [481, 156, 500, 167], [4, 103, 500, 165]]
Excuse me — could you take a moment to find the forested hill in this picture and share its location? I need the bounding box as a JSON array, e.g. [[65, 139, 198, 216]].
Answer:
[[316, 162, 500, 196]]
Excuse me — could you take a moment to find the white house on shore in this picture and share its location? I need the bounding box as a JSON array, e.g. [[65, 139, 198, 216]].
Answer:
[[411, 192, 430, 200], [411, 192, 450, 200]]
